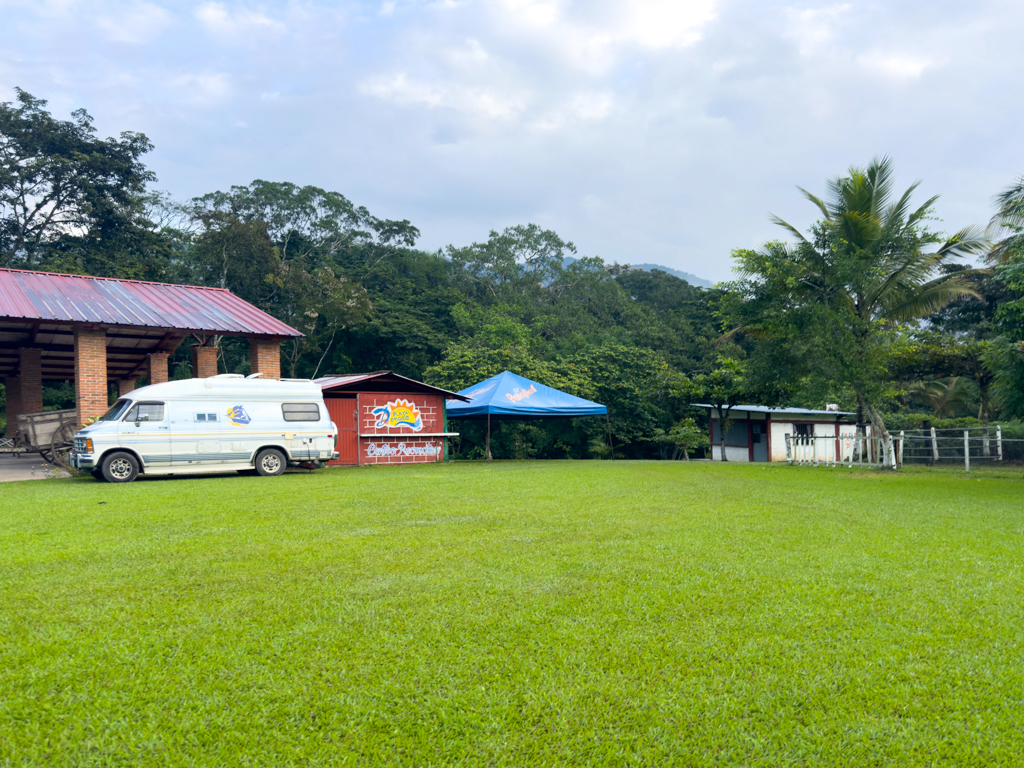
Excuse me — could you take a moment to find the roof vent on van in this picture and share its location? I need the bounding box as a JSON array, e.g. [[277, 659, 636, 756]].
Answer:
[[246, 372, 264, 379], [213, 374, 244, 379]]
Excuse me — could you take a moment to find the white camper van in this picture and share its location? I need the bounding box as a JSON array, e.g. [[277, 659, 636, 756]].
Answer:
[[69, 375, 338, 483]]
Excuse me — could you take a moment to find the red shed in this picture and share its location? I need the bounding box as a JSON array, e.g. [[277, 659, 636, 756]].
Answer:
[[315, 372, 469, 466]]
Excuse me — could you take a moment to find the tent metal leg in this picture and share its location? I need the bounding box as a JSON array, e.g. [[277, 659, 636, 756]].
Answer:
[[486, 414, 492, 462], [607, 413, 615, 461]]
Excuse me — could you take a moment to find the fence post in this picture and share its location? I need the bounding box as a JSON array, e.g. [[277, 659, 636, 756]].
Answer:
[[899, 431, 904, 468], [964, 430, 970, 473], [930, 427, 939, 462], [785, 434, 791, 464], [997, 426, 1003, 461]]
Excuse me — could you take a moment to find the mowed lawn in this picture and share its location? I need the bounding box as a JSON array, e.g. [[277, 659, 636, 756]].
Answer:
[[1, 462, 1022, 766]]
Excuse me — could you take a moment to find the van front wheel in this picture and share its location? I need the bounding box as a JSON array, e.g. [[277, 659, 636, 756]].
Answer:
[[255, 448, 286, 477], [102, 452, 139, 483]]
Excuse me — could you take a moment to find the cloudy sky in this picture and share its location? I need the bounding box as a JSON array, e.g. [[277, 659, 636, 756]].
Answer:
[[3, 0, 1022, 282]]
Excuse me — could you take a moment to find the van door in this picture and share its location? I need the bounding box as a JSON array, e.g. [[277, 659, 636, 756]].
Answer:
[[119, 401, 172, 468]]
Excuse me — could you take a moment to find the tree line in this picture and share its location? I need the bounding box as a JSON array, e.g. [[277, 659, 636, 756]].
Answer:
[[2, 88, 1023, 461]]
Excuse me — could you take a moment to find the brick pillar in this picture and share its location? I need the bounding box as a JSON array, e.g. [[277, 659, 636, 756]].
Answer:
[[75, 329, 108, 426], [191, 345, 219, 378], [18, 348, 43, 414], [249, 338, 281, 380], [118, 379, 137, 397], [3, 376, 22, 438], [148, 352, 170, 385]]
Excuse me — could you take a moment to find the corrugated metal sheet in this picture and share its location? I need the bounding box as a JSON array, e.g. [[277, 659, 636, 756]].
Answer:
[[0, 268, 300, 337], [316, 371, 470, 400]]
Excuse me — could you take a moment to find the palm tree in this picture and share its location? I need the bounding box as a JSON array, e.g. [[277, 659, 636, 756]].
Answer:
[[989, 176, 1024, 265], [734, 157, 988, 465]]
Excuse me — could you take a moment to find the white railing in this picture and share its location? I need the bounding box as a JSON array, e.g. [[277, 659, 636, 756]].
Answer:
[[899, 427, 1004, 472], [786, 433, 902, 468]]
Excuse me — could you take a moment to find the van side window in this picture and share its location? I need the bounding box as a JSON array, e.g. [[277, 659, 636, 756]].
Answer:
[[124, 402, 165, 422], [282, 403, 320, 422], [195, 413, 219, 422]]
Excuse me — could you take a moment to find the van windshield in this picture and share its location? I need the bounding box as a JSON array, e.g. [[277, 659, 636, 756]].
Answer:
[[99, 399, 132, 421]]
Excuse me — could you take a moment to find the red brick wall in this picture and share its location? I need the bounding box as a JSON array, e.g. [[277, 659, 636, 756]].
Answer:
[[118, 379, 136, 396], [192, 345, 219, 378], [250, 338, 281, 380], [148, 351, 170, 385], [75, 329, 108, 426], [3, 376, 22, 438], [18, 348, 43, 414], [358, 392, 444, 465]]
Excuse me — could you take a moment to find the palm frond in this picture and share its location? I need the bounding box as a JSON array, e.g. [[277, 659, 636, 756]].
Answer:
[[884, 182, 922, 231], [935, 225, 989, 260], [906, 194, 940, 227], [883, 278, 981, 321], [796, 188, 831, 220], [864, 155, 896, 216], [769, 215, 812, 246]]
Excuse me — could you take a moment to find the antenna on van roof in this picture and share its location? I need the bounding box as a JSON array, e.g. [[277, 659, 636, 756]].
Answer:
[[246, 372, 264, 379]]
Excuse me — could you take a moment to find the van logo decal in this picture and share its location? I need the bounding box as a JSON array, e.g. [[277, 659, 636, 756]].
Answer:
[[226, 405, 251, 426], [371, 399, 423, 431]]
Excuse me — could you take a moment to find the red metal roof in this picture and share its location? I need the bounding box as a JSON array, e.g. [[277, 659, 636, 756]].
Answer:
[[0, 268, 301, 337], [316, 371, 471, 401]]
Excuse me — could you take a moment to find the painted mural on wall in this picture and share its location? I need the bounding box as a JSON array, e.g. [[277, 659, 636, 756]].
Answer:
[[371, 399, 424, 431], [366, 442, 441, 458]]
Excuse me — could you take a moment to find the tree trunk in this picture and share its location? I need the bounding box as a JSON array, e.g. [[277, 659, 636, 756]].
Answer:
[[719, 407, 729, 462], [864, 403, 896, 469]]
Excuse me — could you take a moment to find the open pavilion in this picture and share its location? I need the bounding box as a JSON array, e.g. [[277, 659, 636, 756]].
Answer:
[[0, 268, 301, 433]]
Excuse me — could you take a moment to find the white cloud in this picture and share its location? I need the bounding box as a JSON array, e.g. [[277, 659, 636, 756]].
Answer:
[[193, 2, 285, 37], [859, 53, 931, 80], [167, 72, 232, 104], [359, 72, 527, 120], [530, 91, 615, 131], [785, 4, 852, 56], [97, 1, 172, 44]]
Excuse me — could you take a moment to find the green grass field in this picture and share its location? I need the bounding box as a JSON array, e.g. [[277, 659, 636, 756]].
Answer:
[[1, 461, 1022, 766]]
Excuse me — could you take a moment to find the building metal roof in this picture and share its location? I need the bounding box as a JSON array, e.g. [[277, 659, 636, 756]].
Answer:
[[693, 404, 856, 417], [0, 268, 300, 337], [316, 371, 470, 401]]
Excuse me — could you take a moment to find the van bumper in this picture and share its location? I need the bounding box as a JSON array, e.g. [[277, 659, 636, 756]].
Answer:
[[70, 452, 95, 470]]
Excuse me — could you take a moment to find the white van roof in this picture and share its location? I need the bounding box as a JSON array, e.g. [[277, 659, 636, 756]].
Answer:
[[124, 376, 324, 402]]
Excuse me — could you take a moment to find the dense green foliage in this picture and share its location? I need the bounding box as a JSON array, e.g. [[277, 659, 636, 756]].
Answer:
[[4, 91, 1024, 457], [3, 462, 1023, 765]]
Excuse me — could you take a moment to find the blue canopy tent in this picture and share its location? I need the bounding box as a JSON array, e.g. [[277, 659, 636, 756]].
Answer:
[[446, 371, 611, 461]]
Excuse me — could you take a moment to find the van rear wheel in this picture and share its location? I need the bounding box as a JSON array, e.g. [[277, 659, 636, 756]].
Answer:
[[255, 448, 285, 477], [102, 452, 139, 483]]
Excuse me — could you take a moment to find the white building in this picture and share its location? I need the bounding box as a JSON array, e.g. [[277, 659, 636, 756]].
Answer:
[[695, 404, 859, 462]]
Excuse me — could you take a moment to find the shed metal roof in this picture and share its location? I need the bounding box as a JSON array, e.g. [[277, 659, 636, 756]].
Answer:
[[316, 371, 470, 401], [0, 268, 300, 337], [693, 404, 856, 417]]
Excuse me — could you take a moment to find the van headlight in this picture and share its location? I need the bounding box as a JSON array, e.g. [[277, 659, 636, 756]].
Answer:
[[85, 438, 94, 453]]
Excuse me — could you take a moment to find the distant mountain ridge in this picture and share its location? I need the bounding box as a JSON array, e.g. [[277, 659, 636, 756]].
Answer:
[[563, 257, 713, 288], [626, 264, 713, 288]]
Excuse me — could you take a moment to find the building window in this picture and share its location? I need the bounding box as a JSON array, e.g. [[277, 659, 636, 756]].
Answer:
[[712, 420, 750, 447], [282, 403, 320, 422], [794, 423, 813, 437]]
